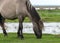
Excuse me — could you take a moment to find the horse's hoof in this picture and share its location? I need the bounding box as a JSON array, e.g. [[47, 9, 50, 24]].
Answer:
[[18, 36, 24, 40], [4, 35, 8, 37], [4, 33, 7, 36], [37, 37, 42, 39], [37, 36, 42, 39], [20, 36, 24, 40], [20, 37, 24, 40]]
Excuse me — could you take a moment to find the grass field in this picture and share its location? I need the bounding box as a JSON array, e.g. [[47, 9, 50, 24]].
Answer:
[[5, 10, 60, 22], [38, 10, 60, 22], [0, 10, 60, 43], [0, 33, 60, 43]]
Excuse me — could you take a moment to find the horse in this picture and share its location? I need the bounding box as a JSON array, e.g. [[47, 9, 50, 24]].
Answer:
[[0, 0, 44, 39]]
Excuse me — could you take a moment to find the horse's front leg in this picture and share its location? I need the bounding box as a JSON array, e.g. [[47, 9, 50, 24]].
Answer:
[[17, 16, 25, 39]]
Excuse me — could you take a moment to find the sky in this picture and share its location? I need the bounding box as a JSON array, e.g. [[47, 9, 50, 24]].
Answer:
[[30, 0, 60, 6]]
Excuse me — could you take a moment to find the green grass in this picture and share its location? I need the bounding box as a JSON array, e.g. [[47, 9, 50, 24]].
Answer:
[[37, 10, 60, 22], [5, 17, 31, 22], [5, 10, 60, 22], [0, 33, 60, 43]]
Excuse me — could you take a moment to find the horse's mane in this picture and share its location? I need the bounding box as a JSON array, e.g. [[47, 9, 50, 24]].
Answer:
[[26, 0, 41, 21]]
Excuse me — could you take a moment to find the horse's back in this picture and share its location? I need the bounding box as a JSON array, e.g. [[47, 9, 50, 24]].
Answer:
[[0, 0, 28, 19]]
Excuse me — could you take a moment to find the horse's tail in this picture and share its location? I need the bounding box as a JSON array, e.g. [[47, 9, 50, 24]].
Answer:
[[26, 0, 44, 29]]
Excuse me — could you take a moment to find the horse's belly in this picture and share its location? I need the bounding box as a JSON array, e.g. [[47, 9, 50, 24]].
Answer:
[[2, 13, 17, 19], [1, 8, 17, 19]]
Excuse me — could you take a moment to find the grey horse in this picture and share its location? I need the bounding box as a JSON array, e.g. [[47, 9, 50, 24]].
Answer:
[[0, 0, 44, 39]]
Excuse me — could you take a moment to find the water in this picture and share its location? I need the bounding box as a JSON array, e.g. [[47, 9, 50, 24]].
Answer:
[[0, 22, 60, 34]]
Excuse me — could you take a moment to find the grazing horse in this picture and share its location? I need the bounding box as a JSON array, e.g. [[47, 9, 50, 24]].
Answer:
[[0, 0, 44, 39]]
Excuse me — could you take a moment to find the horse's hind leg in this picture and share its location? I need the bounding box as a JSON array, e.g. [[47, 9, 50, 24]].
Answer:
[[0, 14, 7, 36], [17, 16, 25, 39]]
